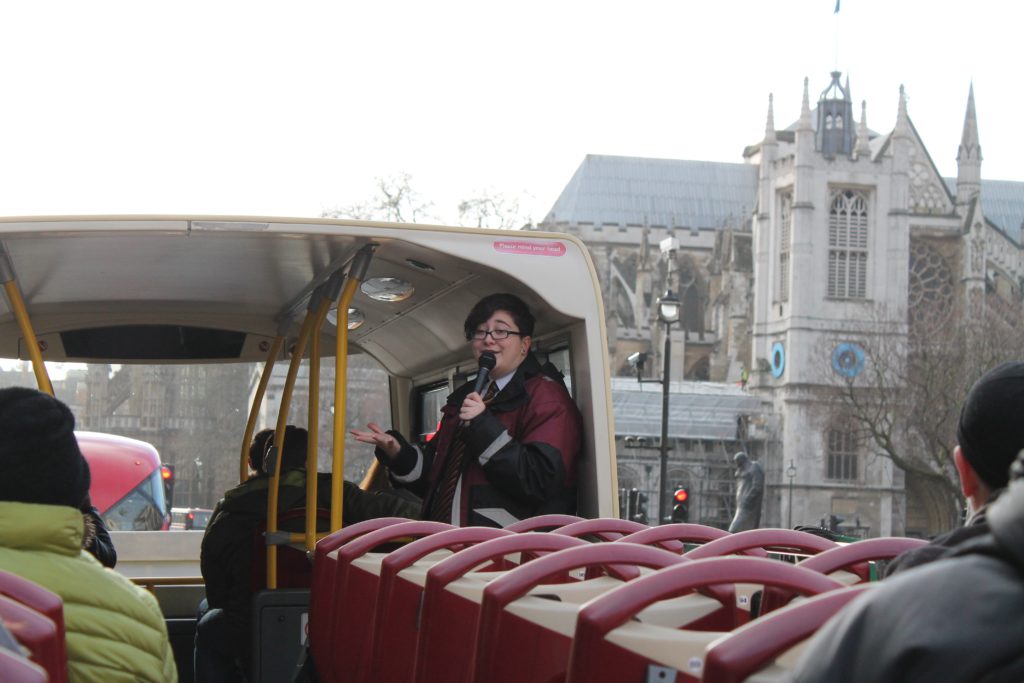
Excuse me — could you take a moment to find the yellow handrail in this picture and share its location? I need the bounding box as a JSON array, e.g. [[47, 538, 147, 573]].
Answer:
[[239, 336, 284, 483], [266, 302, 326, 589], [305, 299, 332, 552], [331, 276, 361, 532], [2, 280, 53, 396]]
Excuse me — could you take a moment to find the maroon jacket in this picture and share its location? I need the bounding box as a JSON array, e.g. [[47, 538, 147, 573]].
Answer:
[[378, 353, 582, 527]]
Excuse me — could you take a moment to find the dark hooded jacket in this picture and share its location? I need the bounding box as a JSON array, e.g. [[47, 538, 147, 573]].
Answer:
[[201, 469, 420, 665], [379, 352, 582, 527], [793, 475, 1024, 683]]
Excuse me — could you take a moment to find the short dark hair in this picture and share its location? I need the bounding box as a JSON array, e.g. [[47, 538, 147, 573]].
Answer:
[[251, 425, 310, 475], [463, 293, 535, 340], [249, 428, 275, 474], [957, 361, 1024, 490]]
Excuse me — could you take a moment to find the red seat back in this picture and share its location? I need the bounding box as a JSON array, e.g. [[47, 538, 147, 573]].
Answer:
[[250, 507, 331, 593], [504, 514, 584, 532], [472, 543, 687, 683], [308, 516, 408, 681], [0, 571, 66, 683], [0, 595, 63, 683], [415, 533, 589, 683], [370, 526, 513, 683], [618, 522, 731, 554], [328, 520, 453, 683], [550, 517, 650, 542], [684, 528, 839, 560], [0, 647, 48, 683], [760, 536, 928, 612], [703, 584, 872, 683], [567, 556, 845, 683]]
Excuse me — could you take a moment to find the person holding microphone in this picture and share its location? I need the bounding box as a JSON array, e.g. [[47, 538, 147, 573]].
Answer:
[[352, 293, 582, 527]]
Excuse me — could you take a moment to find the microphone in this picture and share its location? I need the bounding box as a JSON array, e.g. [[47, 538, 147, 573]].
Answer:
[[463, 352, 496, 427], [472, 352, 497, 396]]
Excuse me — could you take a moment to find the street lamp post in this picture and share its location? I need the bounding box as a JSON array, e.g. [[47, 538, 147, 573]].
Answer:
[[786, 460, 797, 529], [656, 290, 680, 523]]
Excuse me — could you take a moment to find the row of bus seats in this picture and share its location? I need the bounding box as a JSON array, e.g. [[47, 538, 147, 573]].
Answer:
[[0, 569, 67, 683], [304, 516, 927, 683]]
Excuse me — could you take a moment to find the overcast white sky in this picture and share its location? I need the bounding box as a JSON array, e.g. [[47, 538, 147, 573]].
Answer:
[[0, 0, 1016, 225]]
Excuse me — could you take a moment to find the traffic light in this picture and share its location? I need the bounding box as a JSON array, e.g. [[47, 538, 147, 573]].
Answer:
[[671, 486, 689, 523], [161, 464, 175, 511]]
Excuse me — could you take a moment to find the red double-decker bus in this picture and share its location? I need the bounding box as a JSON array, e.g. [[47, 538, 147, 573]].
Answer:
[[76, 431, 170, 531]]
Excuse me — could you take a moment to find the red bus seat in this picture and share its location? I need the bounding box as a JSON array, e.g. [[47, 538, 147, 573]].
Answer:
[[618, 522, 731, 554], [759, 536, 928, 612], [414, 533, 589, 683], [504, 514, 584, 532], [0, 571, 66, 683], [0, 646, 48, 683], [550, 517, 650, 542], [472, 542, 687, 683], [702, 584, 873, 683], [327, 520, 453, 683], [250, 507, 330, 592], [368, 526, 513, 683], [308, 516, 408, 682], [0, 596, 63, 683], [566, 556, 845, 683]]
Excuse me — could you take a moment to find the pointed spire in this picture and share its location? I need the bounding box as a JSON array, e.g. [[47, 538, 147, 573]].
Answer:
[[765, 93, 777, 143], [959, 82, 981, 158], [957, 82, 982, 205], [894, 84, 910, 136], [855, 100, 871, 158], [798, 77, 812, 130]]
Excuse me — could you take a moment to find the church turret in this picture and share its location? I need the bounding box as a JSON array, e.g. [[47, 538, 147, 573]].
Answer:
[[956, 83, 982, 206], [855, 100, 871, 159], [815, 71, 855, 158]]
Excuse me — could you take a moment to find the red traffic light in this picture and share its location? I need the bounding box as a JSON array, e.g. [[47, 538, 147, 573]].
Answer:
[[160, 464, 174, 480], [673, 488, 688, 503]]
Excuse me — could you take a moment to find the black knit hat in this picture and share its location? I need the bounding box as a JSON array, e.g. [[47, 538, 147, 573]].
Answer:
[[0, 387, 90, 508], [957, 361, 1024, 490]]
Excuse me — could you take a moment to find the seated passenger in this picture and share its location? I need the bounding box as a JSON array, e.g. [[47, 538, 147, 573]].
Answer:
[[793, 450, 1024, 682], [196, 426, 420, 682], [885, 361, 1024, 576], [0, 387, 177, 682], [352, 292, 583, 527]]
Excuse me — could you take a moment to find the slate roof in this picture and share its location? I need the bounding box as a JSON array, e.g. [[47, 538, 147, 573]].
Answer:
[[543, 153, 1024, 245], [542, 155, 758, 231], [611, 377, 764, 441]]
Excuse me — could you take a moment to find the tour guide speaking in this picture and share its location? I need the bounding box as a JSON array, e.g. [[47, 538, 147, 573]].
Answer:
[[352, 292, 582, 527]]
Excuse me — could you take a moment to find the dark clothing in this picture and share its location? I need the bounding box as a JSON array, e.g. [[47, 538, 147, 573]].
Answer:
[[793, 479, 1024, 683], [379, 353, 582, 527], [199, 470, 420, 671], [82, 504, 118, 568], [883, 489, 1003, 577]]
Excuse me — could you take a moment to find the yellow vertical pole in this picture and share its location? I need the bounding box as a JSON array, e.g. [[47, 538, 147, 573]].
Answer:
[[239, 336, 284, 483], [2, 280, 53, 396], [305, 297, 332, 552], [266, 310, 318, 589], [331, 246, 372, 532]]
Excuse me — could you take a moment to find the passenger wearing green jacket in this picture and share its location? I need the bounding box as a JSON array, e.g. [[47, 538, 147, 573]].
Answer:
[[0, 386, 177, 683]]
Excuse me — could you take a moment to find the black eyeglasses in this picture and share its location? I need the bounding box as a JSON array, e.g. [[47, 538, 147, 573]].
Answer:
[[468, 329, 524, 341]]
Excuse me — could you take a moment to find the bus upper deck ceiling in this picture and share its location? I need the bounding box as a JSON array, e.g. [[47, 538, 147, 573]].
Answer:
[[0, 216, 592, 376]]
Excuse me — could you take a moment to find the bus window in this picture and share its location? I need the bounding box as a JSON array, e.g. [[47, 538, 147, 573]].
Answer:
[[538, 344, 573, 396], [416, 380, 450, 446]]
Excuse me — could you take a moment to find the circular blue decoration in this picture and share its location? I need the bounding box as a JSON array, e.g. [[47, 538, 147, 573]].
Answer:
[[832, 342, 865, 378], [770, 342, 785, 378]]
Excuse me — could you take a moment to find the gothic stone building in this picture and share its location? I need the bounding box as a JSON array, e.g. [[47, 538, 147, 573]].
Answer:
[[540, 72, 1024, 536]]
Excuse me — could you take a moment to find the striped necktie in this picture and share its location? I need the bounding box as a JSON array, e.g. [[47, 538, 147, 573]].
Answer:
[[427, 382, 498, 523]]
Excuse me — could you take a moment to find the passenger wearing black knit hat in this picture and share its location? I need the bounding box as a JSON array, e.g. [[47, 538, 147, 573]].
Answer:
[[885, 360, 1024, 577], [0, 385, 91, 509], [0, 386, 178, 681]]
